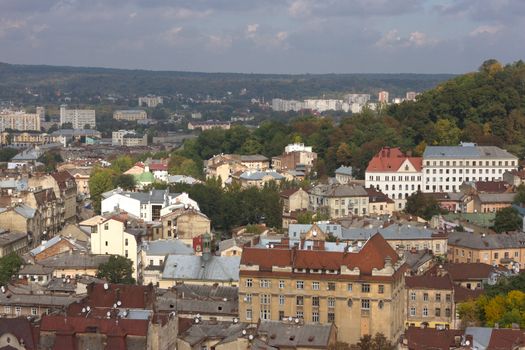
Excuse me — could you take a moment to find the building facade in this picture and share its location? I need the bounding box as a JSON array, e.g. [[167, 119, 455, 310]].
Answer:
[[113, 109, 147, 121], [238, 232, 406, 344], [422, 144, 518, 193], [365, 147, 423, 210], [308, 184, 369, 218], [59, 105, 96, 129]]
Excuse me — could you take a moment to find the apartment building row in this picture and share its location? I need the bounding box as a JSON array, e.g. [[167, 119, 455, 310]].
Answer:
[[366, 144, 518, 209]]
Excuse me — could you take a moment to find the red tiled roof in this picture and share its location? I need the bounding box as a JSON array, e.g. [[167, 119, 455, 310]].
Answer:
[[366, 147, 422, 172], [453, 285, 482, 303], [474, 181, 512, 193], [488, 329, 525, 350], [403, 327, 463, 350], [406, 275, 453, 290], [365, 187, 395, 203], [279, 188, 300, 198], [40, 315, 149, 336], [78, 283, 155, 310], [0, 318, 38, 350], [148, 163, 168, 171], [241, 233, 400, 276], [427, 263, 497, 281], [51, 171, 75, 190]]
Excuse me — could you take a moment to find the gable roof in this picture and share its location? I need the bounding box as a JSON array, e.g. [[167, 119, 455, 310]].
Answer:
[[406, 275, 453, 290], [366, 147, 422, 172]]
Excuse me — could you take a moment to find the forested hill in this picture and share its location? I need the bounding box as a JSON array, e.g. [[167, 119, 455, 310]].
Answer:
[[169, 60, 525, 179], [0, 62, 452, 101], [388, 59, 525, 155]]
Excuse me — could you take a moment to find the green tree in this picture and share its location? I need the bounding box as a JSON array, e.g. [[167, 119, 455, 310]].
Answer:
[[113, 174, 136, 190], [433, 119, 461, 146], [492, 207, 522, 233], [0, 148, 18, 162], [513, 184, 525, 205], [405, 191, 443, 220], [96, 255, 135, 284], [89, 167, 116, 213], [354, 333, 395, 350], [0, 253, 23, 285], [111, 155, 134, 173]]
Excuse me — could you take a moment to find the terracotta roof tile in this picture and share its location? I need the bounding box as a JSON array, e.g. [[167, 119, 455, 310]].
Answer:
[[488, 329, 525, 349], [366, 147, 422, 172], [40, 315, 149, 336], [406, 275, 454, 290], [403, 327, 463, 350]]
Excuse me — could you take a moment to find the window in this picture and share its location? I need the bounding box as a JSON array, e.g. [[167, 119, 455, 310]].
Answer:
[[279, 295, 285, 305], [445, 308, 451, 317], [328, 312, 335, 322], [446, 294, 451, 302], [246, 309, 252, 320], [245, 278, 253, 288], [312, 281, 320, 290], [31, 307, 38, 316], [279, 311, 285, 320], [260, 308, 271, 320], [361, 284, 370, 293], [328, 297, 336, 308], [296, 296, 304, 306], [4, 306, 10, 314], [327, 282, 336, 291], [361, 299, 370, 310], [410, 292, 416, 301], [15, 306, 21, 316], [423, 293, 429, 301], [312, 296, 320, 307], [104, 223, 109, 230], [435, 308, 441, 317], [296, 311, 303, 319], [260, 294, 271, 305], [125, 250, 128, 258], [260, 279, 271, 288], [423, 307, 428, 317], [494, 252, 499, 259], [435, 293, 441, 302], [296, 281, 304, 289], [312, 311, 320, 322], [245, 294, 252, 303], [410, 307, 416, 316], [279, 280, 285, 289], [105, 241, 108, 246], [347, 283, 353, 292], [378, 285, 384, 294], [125, 239, 128, 246]]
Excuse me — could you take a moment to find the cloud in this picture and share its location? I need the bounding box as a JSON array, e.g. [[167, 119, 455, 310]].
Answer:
[[207, 34, 233, 50], [376, 29, 437, 48], [0, 18, 27, 38], [162, 7, 212, 20], [161, 26, 184, 46], [245, 23, 259, 38], [288, 0, 421, 18], [469, 24, 504, 36], [435, 0, 525, 23]]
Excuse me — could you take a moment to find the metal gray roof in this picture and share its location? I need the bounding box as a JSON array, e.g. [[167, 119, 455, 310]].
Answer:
[[141, 240, 194, 256], [448, 231, 525, 250], [13, 204, 36, 219], [179, 321, 248, 346], [258, 321, 334, 348], [102, 188, 179, 204], [0, 178, 28, 191], [0, 289, 81, 307], [339, 224, 436, 241], [39, 253, 110, 268], [477, 193, 515, 203], [464, 327, 493, 350], [168, 175, 200, 185], [240, 171, 285, 181], [0, 231, 27, 247], [162, 255, 240, 282], [335, 165, 353, 176], [423, 146, 517, 159]]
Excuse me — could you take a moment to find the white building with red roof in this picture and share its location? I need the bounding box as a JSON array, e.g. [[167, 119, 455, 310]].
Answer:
[[365, 147, 423, 210]]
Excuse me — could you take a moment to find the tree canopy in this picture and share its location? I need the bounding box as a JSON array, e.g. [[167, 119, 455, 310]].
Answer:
[[404, 191, 443, 220], [96, 255, 135, 284], [492, 207, 522, 233], [0, 253, 23, 285]]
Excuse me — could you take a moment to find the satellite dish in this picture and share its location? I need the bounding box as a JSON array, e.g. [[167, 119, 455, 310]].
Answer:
[[295, 318, 300, 323], [465, 340, 471, 346], [106, 311, 111, 318], [81, 308, 86, 313], [233, 318, 238, 323], [117, 301, 122, 306], [248, 334, 254, 340], [242, 329, 247, 335], [103, 283, 109, 290], [86, 306, 91, 311]]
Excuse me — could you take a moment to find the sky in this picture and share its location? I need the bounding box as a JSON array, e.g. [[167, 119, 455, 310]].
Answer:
[[0, 0, 524, 74]]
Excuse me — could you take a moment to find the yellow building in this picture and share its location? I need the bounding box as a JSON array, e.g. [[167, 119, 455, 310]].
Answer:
[[448, 231, 525, 269], [405, 275, 454, 329], [239, 231, 406, 345]]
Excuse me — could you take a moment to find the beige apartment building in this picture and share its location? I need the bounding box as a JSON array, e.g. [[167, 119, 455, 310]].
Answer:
[[405, 275, 454, 329], [113, 109, 147, 121], [239, 231, 407, 344], [447, 231, 525, 269], [0, 111, 41, 132], [158, 208, 211, 243], [308, 183, 369, 218]]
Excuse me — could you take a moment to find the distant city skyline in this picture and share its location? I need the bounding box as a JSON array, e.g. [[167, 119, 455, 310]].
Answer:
[[0, 0, 524, 74]]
